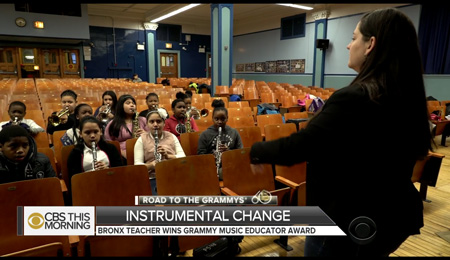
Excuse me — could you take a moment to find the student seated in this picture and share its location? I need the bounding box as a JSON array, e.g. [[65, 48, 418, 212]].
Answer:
[[197, 99, 243, 180], [164, 95, 199, 140], [134, 109, 185, 194], [0, 101, 45, 135], [131, 73, 143, 83], [182, 90, 200, 119], [47, 89, 78, 148], [61, 103, 93, 146], [138, 92, 169, 119], [161, 78, 170, 86], [104, 94, 148, 160], [94, 90, 117, 131], [67, 116, 123, 180], [0, 125, 56, 184]]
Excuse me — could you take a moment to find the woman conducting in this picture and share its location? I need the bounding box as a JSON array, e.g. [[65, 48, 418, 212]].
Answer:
[[249, 8, 433, 257]]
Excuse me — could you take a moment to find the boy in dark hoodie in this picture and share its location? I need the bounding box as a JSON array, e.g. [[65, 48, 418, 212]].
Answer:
[[0, 125, 56, 184]]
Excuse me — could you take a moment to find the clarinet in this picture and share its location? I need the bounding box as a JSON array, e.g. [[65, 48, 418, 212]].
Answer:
[[215, 127, 222, 172], [12, 117, 18, 125], [154, 129, 162, 162], [91, 141, 97, 171], [132, 110, 140, 138]]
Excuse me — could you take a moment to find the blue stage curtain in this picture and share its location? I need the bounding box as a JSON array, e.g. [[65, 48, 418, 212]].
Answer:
[[418, 5, 450, 74]]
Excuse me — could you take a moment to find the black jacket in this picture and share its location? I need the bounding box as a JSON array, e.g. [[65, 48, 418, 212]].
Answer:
[[250, 84, 424, 238], [0, 135, 56, 184], [67, 140, 124, 182]]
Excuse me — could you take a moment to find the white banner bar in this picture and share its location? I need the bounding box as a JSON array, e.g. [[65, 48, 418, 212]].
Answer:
[[95, 226, 346, 236]]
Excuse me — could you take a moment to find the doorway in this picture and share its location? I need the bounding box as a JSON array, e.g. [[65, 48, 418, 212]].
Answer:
[[61, 49, 80, 78], [41, 48, 61, 78], [158, 51, 179, 79], [19, 48, 40, 78], [0, 47, 18, 79], [0, 46, 81, 79]]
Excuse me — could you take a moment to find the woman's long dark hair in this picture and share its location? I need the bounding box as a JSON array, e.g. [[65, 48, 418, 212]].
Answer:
[[351, 8, 432, 157], [102, 90, 118, 113], [108, 94, 136, 138]]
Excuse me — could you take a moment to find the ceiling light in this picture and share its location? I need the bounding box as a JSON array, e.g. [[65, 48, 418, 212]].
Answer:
[[151, 4, 201, 23], [276, 3, 313, 10]]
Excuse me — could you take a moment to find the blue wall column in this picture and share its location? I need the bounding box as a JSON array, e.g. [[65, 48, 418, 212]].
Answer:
[[211, 4, 233, 96], [312, 11, 329, 88], [147, 31, 156, 83], [146, 28, 157, 83]]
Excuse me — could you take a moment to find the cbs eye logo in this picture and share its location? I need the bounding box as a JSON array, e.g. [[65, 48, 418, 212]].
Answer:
[[28, 213, 45, 229], [252, 190, 272, 204]]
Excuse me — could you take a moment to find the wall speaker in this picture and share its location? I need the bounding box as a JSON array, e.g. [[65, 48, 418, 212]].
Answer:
[[316, 39, 329, 50]]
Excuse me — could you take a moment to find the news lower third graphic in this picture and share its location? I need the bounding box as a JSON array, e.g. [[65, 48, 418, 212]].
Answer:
[[18, 190, 346, 237]]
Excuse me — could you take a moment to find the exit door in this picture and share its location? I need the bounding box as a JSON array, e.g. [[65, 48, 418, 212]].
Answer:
[[41, 49, 61, 78], [62, 49, 80, 78], [160, 52, 178, 79], [0, 47, 18, 79]]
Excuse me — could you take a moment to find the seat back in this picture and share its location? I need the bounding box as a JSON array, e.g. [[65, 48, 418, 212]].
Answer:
[[264, 123, 307, 184], [195, 117, 213, 132], [25, 110, 45, 126], [228, 100, 249, 108], [52, 130, 66, 173], [126, 138, 138, 165], [228, 107, 253, 118], [37, 147, 57, 173], [227, 115, 255, 128], [33, 132, 50, 149], [60, 145, 75, 193], [179, 131, 203, 156], [284, 112, 308, 121], [155, 154, 220, 252], [221, 148, 275, 195], [235, 126, 263, 148], [155, 154, 220, 196], [107, 140, 121, 156], [0, 178, 72, 256], [71, 165, 152, 206], [107, 140, 124, 164], [260, 92, 277, 103], [264, 123, 296, 141], [71, 165, 154, 256], [256, 114, 283, 137]]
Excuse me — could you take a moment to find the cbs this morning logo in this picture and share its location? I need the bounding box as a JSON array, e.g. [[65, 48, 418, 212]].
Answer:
[[23, 207, 95, 236]]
